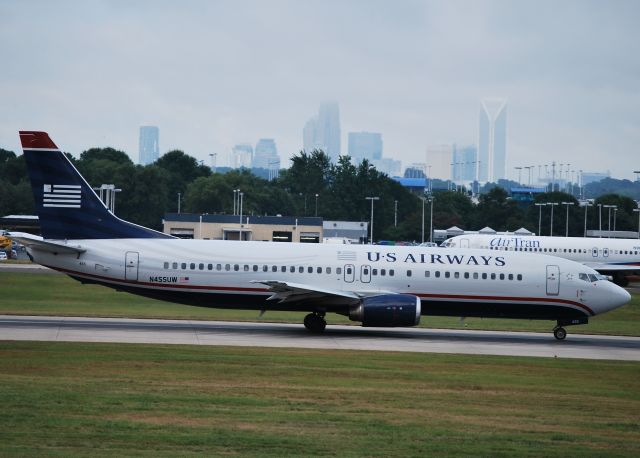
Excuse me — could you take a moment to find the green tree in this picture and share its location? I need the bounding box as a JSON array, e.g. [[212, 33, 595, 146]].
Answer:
[[155, 150, 211, 211]]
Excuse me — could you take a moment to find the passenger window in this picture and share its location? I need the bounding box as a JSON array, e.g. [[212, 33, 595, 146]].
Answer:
[[464, 272, 469, 279], [198, 263, 204, 270], [407, 270, 412, 277], [454, 272, 460, 279], [207, 264, 213, 270], [234, 264, 239, 271], [272, 266, 277, 272], [263, 265, 268, 272], [163, 262, 169, 269], [181, 263, 187, 269], [327, 267, 332, 274], [482, 273, 487, 279], [381, 269, 386, 276], [172, 262, 178, 269], [217, 264, 222, 270], [337, 267, 342, 274], [473, 272, 478, 279], [281, 266, 287, 272], [372, 268, 378, 275], [517, 274, 522, 281], [290, 266, 295, 273], [508, 274, 513, 280], [308, 267, 313, 273], [389, 269, 394, 276], [317, 267, 322, 274], [491, 273, 496, 280], [435, 271, 440, 278], [252, 265, 258, 272], [499, 273, 505, 280], [425, 271, 430, 278], [445, 271, 450, 278], [225, 264, 230, 271], [244, 265, 250, 272]]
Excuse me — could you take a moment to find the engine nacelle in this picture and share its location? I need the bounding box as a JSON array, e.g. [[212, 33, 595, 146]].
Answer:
[[349, 294, 421, 327]]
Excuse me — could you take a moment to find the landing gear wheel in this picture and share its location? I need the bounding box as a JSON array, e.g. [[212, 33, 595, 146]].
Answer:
[[303, 313, 327, 333], [553, 327, 567, 341]]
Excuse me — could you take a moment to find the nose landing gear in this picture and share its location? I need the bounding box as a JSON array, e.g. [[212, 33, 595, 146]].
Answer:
[[552, 317, 588, 340], [304, 312, 326, 333], [553, 326, 567, 341]]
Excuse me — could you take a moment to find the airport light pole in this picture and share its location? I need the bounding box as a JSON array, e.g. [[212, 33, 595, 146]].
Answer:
[[535, 203, 546, 236], [238, 192, 244, 240], [421, 197, 426, 244], [634, 208, 640, 239], [315, 193, 319, 217], [365, 197, 380, 244], [428, 195, 435, 243], [177, 192, 181, 214], [515, 166, 523, 185], [394, 200, 398, 228], [598, 203, 602, 237], [562, 202, 574, 237], [613, 208, 618, 232], [547, 202, 558, 236], [583, 202, 592, 237], [603, 205, 616, 236]]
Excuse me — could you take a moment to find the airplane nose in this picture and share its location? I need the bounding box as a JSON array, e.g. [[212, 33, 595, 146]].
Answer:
[[601, 283, 631, 313]]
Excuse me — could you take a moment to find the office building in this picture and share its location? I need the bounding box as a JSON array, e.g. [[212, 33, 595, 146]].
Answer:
[[138, 126, 159, 165], [303, 102, 341, 161], [426, 144, 453, 180], [452, 144, 478, 182], [253, 138, 280, 171], [348, 131, 382, 162], [231, 144, 253, 169], [478, 98, 507, 182], [372, 157, 402, 177]]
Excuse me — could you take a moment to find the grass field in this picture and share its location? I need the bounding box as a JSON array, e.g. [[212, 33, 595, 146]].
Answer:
[[1, 271, 639, 336], [0, 341, 639, 457]]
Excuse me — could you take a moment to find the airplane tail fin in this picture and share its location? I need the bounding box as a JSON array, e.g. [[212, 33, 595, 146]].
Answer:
[[20, 131, 172, 240]]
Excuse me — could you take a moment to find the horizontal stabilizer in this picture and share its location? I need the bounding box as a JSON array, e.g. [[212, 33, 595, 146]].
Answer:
[[8, 232, 85, 255]]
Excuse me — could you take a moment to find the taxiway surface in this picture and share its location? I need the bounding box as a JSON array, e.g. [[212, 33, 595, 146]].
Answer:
[[1, 315, 639, 361]]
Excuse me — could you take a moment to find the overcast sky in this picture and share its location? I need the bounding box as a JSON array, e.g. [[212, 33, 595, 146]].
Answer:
[[1, 0, 638, 180]]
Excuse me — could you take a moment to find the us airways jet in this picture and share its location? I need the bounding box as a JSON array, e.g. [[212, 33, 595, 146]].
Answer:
[[10, 132, 631, 340], [443, 234, 640, 287]]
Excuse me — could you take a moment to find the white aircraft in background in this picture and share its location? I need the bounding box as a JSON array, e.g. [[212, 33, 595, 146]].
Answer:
[[443, 234, 640, 286], [9, 131, 631, 340]]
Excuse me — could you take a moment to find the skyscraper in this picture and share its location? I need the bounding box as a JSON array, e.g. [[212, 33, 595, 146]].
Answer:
[[138, 126, 159, 165], [478, 98, 507, 183], [231, 144, 253, 169], [348, 132, 382, 162], [426, 144, 453, 180], [452, 144, 478, 182], [253, 138, 280, 170], [302, 102, 341, 161]]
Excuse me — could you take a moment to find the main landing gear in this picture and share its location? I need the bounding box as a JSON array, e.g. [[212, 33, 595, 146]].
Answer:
[[304, 312, 326, 333]]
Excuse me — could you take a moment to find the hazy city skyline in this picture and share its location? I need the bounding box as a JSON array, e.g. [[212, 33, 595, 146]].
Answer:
[[1, 1, 639, 179]]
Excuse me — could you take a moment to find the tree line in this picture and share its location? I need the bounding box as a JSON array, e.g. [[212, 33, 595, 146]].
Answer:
[[1, 146, 639, 240]]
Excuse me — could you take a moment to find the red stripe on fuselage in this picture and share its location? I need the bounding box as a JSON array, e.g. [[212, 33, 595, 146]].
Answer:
[[45, 265, 595, 315]]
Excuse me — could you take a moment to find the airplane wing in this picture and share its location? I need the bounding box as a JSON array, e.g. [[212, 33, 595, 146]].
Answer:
[[251, 280, 395, 306], [584, 262, 640, 272], [7, 232, 86, 255]]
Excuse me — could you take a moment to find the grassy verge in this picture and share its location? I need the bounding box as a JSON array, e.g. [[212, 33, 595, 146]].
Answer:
[[1, 271, 639, 336], [0, 341, 639, 457]]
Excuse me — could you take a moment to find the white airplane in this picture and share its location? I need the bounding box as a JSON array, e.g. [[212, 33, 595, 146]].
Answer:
[[443, 234, 640, 287], [9, 131, 631, 340]]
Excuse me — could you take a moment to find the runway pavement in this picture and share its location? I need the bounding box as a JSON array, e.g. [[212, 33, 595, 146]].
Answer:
[[1, 315, 639, 361]]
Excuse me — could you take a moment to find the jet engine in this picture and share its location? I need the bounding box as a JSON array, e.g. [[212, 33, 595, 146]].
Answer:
[[349, 294, 421, 327]]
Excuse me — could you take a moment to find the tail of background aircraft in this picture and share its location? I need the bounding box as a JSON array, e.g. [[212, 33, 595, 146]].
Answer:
[[20, 131, 172, 240]]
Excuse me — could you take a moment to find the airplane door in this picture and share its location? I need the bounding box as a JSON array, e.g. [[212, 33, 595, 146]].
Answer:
[[360, 265, 371, 283], [592, 247, 598, 257], [344, 264, 355, 283], [125, 251, 139, 281], [546, 265, 560, 296], [460, 238, 469, 248]]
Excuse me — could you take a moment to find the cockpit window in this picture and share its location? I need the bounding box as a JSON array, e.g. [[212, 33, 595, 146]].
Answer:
[[595, 274, 609, 281], [588, 274, 598, 282], [579, 273, 589, 282]]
